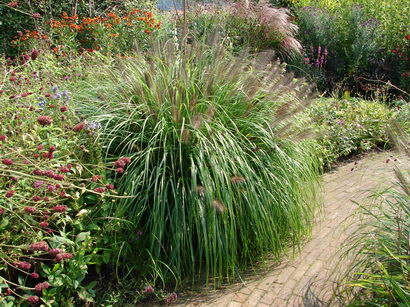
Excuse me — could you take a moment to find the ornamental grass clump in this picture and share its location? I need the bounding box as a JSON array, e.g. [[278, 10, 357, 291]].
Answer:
[[78, 39, 322, 284]]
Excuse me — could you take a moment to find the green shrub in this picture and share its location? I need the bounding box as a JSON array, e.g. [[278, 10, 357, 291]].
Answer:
[[395, 102, 410, 134], [291, 0, 410, 50], [0, 0, 156, 57], [11, 10, 161, 57], [286, 0, 410, 96], [336, 165, 410, 306], [308, 98, 393, 166], [0, 55, 113, 305], [75, 39, 322, 285]]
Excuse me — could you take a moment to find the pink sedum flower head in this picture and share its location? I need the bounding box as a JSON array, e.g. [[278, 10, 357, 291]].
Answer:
[[29, 241, 49, 252], [27, 296, 40, 304], [52, 205, 68, 212], [2, 159, 13, 166], [37, 116, 53, 126], [55, 252, 73, 262], [17, 261, 31, 270], [49, 248, 64, 256], [34, 281, 49, 292]]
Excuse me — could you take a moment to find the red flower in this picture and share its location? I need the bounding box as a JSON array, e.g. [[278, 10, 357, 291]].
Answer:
[[29, 241, 49, 251], [37, 144, 44, 150], [145, 286, 154, 293], [53, 174, 64, 181], [116, 167, 124, 174], [0, 135, 6, 141], [106, 183, 114, 190], [400, 72, 409, 77], [2, 159, 13, 165], [55, 253, 73, 262], [59, 166, 70, 173], [60, 106, 68, 112], [17, 261, 31, 270], [94, 187, 105, 193], [31, 49, 39, 60], [59, 191, 68, 198], [31, 272, 40, 279], [52, 205, 68, 212], [49, 248, 64, 256], [24, 207, 37, 214], [405, 34, 410, 41], [49, 145, 56, 152], [32, 13, 41, 18], [7, 1, 18, 8], [37, 115, 53, 126], [44, 170, 56, 178], [72, 122, 85, 132], [91, 175, 101, 182], [34, 281, 49, 292], [39, 221, 49, 228], [0, 208, 4, 215], [27, 296, 40, 304], [114, 159, 126, 168], [32, 195, 42, 202], [34, 153, 40, 159], [5, 190, 15, 198], [33, 169, 44, 176]]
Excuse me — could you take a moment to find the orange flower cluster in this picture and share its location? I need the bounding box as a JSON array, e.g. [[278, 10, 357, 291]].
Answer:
[[48, 10, 161, 33], [13, 9, 161, 56]]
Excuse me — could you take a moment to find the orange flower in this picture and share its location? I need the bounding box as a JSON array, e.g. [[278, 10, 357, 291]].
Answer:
[[105, 23, 113, 29], [107, 12, 118, 19]]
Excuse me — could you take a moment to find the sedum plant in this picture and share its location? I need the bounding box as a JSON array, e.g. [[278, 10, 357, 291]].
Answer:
[[77, 39, 322, 285]]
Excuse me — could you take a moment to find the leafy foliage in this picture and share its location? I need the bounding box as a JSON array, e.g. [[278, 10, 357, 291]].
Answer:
[[307, 98, 393, 167], [76, 39, 322, 285], [0, 54, 115, 305], [0, 0, 157, 57], [286, 1, 410, 96]]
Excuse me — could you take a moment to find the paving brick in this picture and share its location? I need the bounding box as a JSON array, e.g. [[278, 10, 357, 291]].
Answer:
[[173, 152, 410, 307]]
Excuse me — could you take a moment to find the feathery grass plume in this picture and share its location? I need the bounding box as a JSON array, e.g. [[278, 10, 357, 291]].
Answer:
[[76, 38, 321, 285], [174, 0, 302, 54], [233, 0, 302, 53]]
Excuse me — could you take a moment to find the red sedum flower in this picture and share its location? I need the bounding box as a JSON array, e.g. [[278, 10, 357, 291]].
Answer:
[[72, 122, 85, 132], [2, 159, 13, 166], [27, 296, 40, 304], [52, 205, 68, 212], [5, 190, 15, 198], [37, 115, 53, 126], [29, 241, 49, 251], [34, 281, 49, 292]]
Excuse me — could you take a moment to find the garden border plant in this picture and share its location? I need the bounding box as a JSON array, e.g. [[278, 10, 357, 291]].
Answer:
[[74, 37, 322, 288]]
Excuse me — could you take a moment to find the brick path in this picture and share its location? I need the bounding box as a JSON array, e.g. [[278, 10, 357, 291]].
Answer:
[[172, 151, 410, 307]]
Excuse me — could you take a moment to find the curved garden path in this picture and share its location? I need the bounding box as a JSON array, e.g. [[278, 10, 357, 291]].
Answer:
[[168, 151, 410, 307]]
